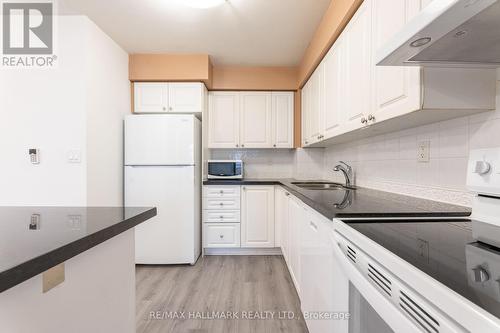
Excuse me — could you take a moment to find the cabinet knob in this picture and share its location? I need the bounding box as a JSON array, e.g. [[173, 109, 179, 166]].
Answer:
[[305, 141, 309, 144], [241, 144, 245, 148], [368, 114, 375, 122], [236, 144, 239, 147], [285, 192, 290, 196], [162, 106, 166, 111], [273, 144, 276, 148], [169, 106, 173, 111], [220, 190, 224, 194], [361, 117, 368, 124], [220, 216, 224, 219], [219, 234, 224, 239], [219, 203, 224, 206]]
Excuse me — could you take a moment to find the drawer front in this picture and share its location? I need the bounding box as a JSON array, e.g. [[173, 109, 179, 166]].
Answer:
[[204, 224, 240, 248], [203, 197, 240, 210], [203, 210, 240, 223], [203, 186, 241, 198]]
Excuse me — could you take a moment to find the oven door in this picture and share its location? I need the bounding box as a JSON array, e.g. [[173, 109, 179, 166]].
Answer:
[[330, 230, 463, 333]]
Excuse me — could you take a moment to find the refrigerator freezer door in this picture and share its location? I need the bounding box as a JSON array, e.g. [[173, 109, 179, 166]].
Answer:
[[125, 165, 200, 264], [125, 115, 196, 166]]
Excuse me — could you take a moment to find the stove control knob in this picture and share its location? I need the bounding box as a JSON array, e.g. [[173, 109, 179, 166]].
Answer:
[[474, 161, 491, 175], [472, 266, 490, 283]]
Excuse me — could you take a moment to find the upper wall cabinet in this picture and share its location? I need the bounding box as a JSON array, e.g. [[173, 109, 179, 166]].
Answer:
[[301, 0, 496, 147], [134, 82, 207, 114], [208, 91, 294, 149]]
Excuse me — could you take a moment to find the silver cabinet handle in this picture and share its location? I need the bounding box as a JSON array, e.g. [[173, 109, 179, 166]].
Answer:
[[285, 192, 290, 196], [361, 117, 368, 124], [310, 221, 318, 231], [368, 114, 375, 121], [472, 266, 490, 283]]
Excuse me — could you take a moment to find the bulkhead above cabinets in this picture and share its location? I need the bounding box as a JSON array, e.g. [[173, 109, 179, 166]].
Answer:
[[302, 0, 497, 148], [133, 82, 207, 115], [208, 91, 294, 149]]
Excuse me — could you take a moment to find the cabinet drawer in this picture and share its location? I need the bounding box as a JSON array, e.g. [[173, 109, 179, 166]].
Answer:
[[203, 197, 240, 210], [203, 210, 240, 223], [204, 224, 240, 248], [203, 186, 241, 198]]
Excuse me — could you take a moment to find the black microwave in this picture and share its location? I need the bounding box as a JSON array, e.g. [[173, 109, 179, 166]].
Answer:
[[207, 160, 243, 179]]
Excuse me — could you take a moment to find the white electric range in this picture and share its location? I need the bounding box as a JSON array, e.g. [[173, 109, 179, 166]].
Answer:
[[330, 148, 500, 333]]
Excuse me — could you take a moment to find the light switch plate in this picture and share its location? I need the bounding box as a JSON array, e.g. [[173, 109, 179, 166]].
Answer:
[[418, 141, 430, 163]]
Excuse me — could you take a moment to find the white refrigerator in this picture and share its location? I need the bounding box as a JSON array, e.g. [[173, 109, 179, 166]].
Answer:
[[124, 114, 201, 265]]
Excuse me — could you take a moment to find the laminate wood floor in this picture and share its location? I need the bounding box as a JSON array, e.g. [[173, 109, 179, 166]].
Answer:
[[136, 256, 308, 333]]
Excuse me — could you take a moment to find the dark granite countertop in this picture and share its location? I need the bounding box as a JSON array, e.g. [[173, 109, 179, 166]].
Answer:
[[203, 179, 471, 219], [0, 206, 156, 293]]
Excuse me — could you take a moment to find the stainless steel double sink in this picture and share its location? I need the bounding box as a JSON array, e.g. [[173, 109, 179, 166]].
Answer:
[[291, 181, 356, 191]]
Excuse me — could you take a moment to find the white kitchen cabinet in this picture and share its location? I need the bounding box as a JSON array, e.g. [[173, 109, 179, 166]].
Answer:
[[239, 92, 273, 148], [301, 0, 496, 147], [275, 186, 290, 258], [204, 223, 241, 248], [208, 91, 294, 149], [208, 92, 240, 148], [272, 92, 294, 148], [343, 0, 372, 132], [322, 37, 344, 140], [306, 68, 323, 145], [300, 210, 338, 333], [288, 196, 303, 293], [134, 82, 206, 114], [241, 185, 275, 248], [134, 83, 169, 113], [371, 0, 422, 124], [168, 83, 206, 113], [301, 81, 311, 146]]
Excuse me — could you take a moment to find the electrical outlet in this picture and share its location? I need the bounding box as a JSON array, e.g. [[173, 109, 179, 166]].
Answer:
[[418, 141, 430, 163]]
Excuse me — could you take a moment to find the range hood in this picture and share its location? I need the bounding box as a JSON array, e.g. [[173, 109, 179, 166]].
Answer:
[[377, 0, 500, 68]]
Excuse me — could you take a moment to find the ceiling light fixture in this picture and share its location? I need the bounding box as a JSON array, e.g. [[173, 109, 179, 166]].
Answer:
[[183, 0, 227, 9]]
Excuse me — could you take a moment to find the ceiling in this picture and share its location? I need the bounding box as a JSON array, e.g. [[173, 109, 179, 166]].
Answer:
[[58, 0, 331, 66]]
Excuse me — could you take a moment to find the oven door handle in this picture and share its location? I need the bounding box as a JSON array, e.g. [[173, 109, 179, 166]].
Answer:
[[330, 231, 422, 333]]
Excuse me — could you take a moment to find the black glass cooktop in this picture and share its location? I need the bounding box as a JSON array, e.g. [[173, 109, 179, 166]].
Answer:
[[345, 219, 500, 319]]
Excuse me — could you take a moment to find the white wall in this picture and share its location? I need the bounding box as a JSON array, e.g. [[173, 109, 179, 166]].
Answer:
[[0, 16, 129, 206], [85, 19, 130, 206], [0, 17, 88, 206]]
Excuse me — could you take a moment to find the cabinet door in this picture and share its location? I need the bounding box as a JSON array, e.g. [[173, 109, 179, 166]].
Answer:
[[343, 0, 372, 131], [307, 68, 323, 144], [288, 197, 302, 293], [239, 92, 273, 148], [272, 92, 294, 148], [208, 92, 240, 148], [371, 0, 421, 123], [322, 38, 344, 140], [301, 83, 310, 146], [275, 187, 290, 259], [300, 213, 337, 333], [241, 186, 275, 248], [168, 83, 205, 113], [134, 83, 168, 113]]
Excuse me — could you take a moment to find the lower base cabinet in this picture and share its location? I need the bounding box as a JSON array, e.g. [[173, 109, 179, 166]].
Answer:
[[204, 223, 241, 248], [275, 190, 342, 333]]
